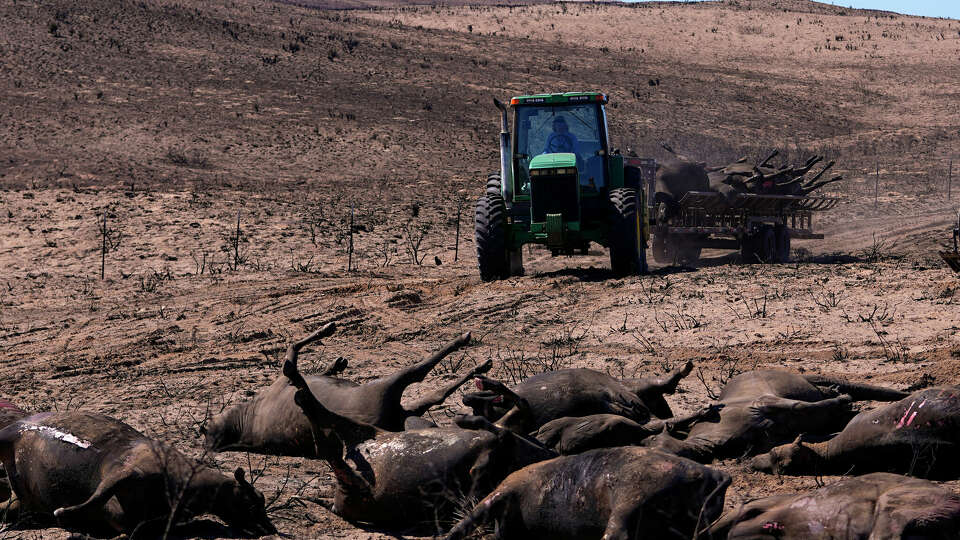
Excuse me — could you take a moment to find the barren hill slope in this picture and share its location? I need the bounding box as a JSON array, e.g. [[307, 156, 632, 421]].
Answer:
[[1, 0, 959, 538], [3, 0, 958, 196]]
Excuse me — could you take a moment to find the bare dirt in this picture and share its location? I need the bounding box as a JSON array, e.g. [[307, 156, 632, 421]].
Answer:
[[1, 0, 959, 538]]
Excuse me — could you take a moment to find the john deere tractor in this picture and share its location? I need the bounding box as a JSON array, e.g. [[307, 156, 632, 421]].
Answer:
[[475, 92, 648, 281]]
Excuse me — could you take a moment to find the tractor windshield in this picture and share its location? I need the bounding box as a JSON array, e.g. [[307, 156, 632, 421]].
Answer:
[[513, 103, 606, 195]]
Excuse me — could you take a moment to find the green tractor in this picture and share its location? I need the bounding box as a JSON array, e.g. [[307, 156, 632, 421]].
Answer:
[[475, 92, 648, 281]]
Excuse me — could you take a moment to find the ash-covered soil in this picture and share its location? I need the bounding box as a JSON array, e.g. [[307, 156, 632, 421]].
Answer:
[[2, 0, 959, 538]]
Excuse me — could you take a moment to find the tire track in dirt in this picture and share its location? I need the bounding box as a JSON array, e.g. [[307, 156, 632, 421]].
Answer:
[[817, 204, 957, 254]]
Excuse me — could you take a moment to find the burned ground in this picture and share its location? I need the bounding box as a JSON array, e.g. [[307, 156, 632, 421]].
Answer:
[[1, 0, 960, 537]]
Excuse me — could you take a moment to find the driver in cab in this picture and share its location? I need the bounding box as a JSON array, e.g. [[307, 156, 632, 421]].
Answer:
[[541, 115, 597, 189], [541, 115, 580, 156]]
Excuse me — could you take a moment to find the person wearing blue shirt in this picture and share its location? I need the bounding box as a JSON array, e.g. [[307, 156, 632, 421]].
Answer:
[[542, 116, 580, 156]]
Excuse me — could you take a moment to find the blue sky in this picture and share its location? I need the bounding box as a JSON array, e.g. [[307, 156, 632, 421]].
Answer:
[[819, 1, 959, 19], [629, 1, 959, 20]]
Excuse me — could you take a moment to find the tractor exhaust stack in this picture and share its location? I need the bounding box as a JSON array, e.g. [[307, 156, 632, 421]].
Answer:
[[494, 98, 513, 206]]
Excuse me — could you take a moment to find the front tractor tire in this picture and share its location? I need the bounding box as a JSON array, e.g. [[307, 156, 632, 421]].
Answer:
[[608, 188, 647, 277], [475, 193, 510, 281]]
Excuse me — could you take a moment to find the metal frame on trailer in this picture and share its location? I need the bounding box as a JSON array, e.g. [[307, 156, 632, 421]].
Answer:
[[664, 191, 837, 239], [641, 164, 839, 263]]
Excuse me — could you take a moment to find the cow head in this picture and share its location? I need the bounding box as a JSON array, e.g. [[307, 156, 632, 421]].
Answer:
[[750, 436, 819, 475], [212, 467, 276, 537]]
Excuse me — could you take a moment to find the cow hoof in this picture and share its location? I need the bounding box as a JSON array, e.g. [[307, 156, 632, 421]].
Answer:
[[53, 507, 71, 521]]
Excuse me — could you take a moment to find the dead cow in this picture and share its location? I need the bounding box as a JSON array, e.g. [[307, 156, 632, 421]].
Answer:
[[534, 405, 721, 455], [0, 412, 274, 537], [752, 385, 960, 479], [710, 472, 960, 539], [463, 361, 695, 432], [206, 322, 489, 456], [644, 369, 906, 462], [281, 328, 555, 529], [445, 447, 730, 540]]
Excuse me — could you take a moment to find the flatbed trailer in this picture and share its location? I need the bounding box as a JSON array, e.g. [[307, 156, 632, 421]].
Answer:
[[629, 158, 839, 265]]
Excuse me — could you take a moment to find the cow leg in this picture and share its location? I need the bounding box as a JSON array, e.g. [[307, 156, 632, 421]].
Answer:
[[375, 333, 472, 407], [601, 505, 639, 540], [756, 395, 853, 433], [643, 431, 717, 463], [320, 356, 348, 376], [445, 487, 517, 540], [707, 497, 788, 538], [758, 394, 851, 416], [53, 467, 137, 533], [626, 361, 694, 419], [283, 329, 379, 447], [628, 360, 694, 396], [644, 403, 722, 435], [404, 359, 493, 418], [0, 445, 23, 524], [0, 494, 18, 523], [804, 375, 907, 402], [286, 392, 375, 512]]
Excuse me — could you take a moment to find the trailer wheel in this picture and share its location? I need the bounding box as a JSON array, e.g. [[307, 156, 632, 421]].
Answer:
[[609, 188, 645, 276], [475, 193, 509, 281], [774, 225, 790, 263], [760, 226, 777, 263], [741, 233, 760, 263], [675, 240, 701, 266], [652, 233, 670, 264], [652, 234, 700, 266], [742, 226, 777, 263]]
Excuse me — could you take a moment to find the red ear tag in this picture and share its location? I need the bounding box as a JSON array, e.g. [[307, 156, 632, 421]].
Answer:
[[762, 522, 784, 532], [474, 378, 484, 390], [493, 396, 503, 403]]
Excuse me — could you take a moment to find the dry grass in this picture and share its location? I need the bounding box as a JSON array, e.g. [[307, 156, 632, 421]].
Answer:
[[2, 0, 960, 538]]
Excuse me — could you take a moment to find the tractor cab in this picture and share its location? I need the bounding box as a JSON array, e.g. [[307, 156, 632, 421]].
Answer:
[[510, 93, 611, 198]]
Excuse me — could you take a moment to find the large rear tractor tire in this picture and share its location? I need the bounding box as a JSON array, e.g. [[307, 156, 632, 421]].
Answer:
[[608, 188, 647, 277], [486, 173, 502, 195], [475, 193, 509, 281]]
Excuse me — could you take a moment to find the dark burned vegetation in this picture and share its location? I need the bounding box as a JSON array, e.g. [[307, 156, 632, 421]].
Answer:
[[2, 0, 960, 539]]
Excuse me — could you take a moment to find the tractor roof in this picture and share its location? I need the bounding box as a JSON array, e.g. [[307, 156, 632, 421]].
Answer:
[[510, 92, 607, 106]]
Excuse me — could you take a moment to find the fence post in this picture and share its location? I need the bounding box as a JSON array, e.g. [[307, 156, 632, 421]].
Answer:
[[454, 198, 462, 262], [347, 204, 354, 272], [874, 163, 879, 209]]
